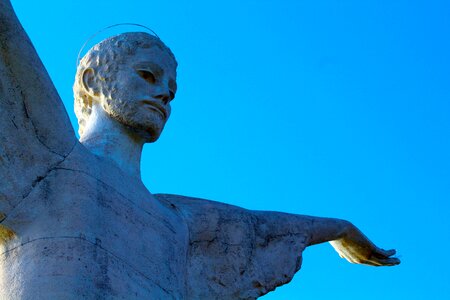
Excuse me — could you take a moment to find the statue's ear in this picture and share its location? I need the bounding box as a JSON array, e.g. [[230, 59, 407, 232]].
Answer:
[[82, 68, 100, 97]]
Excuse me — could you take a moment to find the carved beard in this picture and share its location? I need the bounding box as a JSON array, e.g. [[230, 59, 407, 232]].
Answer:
[[102, 93, 167, 143]]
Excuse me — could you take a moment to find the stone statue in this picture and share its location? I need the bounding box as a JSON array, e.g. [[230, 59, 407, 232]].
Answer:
[[0, 1, 399, 299]]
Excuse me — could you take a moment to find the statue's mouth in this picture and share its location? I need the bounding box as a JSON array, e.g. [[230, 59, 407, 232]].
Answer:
[[142, 100, 167, 120]]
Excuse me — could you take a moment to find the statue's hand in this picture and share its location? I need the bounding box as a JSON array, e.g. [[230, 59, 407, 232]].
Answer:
[[329, 223, 400, 266]]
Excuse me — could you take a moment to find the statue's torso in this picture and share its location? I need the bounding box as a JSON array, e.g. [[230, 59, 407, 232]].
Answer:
[[0, 144, 189, 299], [0, 143, 309, 300]]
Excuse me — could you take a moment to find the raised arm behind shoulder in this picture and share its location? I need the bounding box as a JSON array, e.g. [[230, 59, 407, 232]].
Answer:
[[0, 0, 75, 154], [0, 0, 77, 214]]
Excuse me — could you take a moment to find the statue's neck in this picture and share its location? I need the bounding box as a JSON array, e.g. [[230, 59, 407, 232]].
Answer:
[[79, 106, 144, 180]]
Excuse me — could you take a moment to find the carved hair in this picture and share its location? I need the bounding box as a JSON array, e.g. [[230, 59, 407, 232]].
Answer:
[[73, 32, 177, 137]]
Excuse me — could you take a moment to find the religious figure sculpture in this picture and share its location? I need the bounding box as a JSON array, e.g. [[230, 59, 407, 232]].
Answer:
[[0, 0, 399, 299]]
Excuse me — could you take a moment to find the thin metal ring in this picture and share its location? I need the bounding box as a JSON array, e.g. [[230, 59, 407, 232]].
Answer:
[[76, 23, 159, 67]]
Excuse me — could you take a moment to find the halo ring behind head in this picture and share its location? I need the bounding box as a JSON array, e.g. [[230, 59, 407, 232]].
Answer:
[[76, 23, 160, 68]]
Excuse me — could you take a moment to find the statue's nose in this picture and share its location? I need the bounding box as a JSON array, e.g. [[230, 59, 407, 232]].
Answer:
[[153, 83, 171, 105], [154, 92, 170, 105]]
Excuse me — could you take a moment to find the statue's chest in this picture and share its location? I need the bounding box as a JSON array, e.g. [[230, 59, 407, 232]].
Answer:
[[3, 168, 188, 299]]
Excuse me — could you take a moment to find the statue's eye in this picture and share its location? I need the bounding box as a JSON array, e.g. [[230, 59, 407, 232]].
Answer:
[[137, 70, 156, 84]]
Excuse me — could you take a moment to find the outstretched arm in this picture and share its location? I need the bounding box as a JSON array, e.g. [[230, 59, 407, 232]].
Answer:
[[306, 216, 400, 266], [156, 194, 399, 299]]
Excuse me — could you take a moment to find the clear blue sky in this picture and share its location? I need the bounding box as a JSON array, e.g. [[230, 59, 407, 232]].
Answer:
[[12, 0, 450, 298]]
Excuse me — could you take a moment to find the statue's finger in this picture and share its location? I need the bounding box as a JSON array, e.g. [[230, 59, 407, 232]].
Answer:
[[383, 249, 396, 256], [373, 248, 396, 259], [377, 257, 400, 266]]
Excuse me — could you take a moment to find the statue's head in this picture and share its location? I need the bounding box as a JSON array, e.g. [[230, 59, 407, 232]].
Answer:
[[74, 32, 178, 142]]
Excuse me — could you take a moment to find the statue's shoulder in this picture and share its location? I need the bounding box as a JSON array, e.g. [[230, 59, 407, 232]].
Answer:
[[154, 194, 307, 299], [154, 193, 256, 236], [155, 193, 247, 216]]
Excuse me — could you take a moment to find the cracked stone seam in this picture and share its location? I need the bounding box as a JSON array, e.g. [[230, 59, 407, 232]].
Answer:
[[0, 235, 172, 295]]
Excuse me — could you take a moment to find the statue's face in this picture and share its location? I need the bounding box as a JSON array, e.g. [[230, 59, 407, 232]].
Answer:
[[99, 46, 177, 142]]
